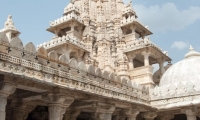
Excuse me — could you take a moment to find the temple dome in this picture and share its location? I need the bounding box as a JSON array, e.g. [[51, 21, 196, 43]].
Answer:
[[159, 46, 200, 86]]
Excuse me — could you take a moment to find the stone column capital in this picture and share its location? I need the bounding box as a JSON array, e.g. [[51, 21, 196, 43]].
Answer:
[[127, 53, 136, 59], [42, 93, 74, 107], [124, 108, 139, 120], [0, 79, 16, 120], [124, 108, 139, 116], [44, 92, 75, 120], [157, 58, 165, 62], [181, 109, 197, 120], [142, 51, 151, 57], [0, 76, 16, 96], [94, 103, 116, 113], [49, 105, 67, 120], [181, 109, 197, 116], [143, 112, 157, 120], [142, 51, 151, 66], [92, 103, 116, 120]]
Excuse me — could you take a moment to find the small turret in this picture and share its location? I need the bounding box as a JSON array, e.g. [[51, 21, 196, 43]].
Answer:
[[1, 15, 20, 41]]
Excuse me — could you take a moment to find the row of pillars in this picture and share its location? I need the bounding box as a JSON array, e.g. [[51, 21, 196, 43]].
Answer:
[[127, 51, 151, 70], [127, 51, 165, 75], [0, 80, 198, 120], [54, 23, 82, 38], [0, 81, 148, 120]]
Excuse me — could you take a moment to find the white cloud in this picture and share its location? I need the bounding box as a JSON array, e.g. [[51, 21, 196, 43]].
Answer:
[[133, 3, 200, 33], [171, 41, 189, 50]]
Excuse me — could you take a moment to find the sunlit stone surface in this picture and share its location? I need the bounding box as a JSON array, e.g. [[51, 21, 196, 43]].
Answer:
[[0, 0, 200, 120]]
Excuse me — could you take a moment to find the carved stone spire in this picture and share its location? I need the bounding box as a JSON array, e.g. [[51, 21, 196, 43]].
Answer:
[[1, 15, 20, 41]]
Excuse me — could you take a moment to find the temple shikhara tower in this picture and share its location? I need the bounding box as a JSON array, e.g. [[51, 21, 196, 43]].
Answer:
[[0, 0, 200, 120]]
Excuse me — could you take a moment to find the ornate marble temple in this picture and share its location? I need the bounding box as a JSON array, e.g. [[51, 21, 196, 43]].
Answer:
[[0, 0, 200, 120]]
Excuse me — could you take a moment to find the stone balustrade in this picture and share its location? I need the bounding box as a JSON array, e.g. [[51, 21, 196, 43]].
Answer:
[[0, 34, 150, 105], [151, 81, 198, 100], [121, 19, 145, 28], [123, 38, 162, 52], [151, 81, 200, 108], [122, 8, 135, 15], [64, 5, 80, 14], [49, 12, 82, 27], [121, 17, 136, 25], [37, 35, 87, 51]]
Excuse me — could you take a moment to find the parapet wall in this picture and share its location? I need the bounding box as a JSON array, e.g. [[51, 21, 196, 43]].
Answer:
[[151, 82, 200, 109], [0, 32, 150, 105]]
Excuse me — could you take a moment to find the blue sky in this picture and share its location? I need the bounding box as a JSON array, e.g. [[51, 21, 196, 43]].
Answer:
[[0, 0, 200, 65]]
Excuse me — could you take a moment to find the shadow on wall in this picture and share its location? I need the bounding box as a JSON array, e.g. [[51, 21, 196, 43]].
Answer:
[[26, 106, 48, 120]]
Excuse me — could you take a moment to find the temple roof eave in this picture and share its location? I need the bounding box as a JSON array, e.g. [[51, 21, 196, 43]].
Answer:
[[124, 46, 172, 63], [45, 41, 90, 53], [121, 21, 153, 36], [47, 18, 85, 34]]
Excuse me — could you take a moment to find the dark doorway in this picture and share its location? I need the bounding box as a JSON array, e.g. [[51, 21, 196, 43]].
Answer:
[[171, 114, 187, 120]]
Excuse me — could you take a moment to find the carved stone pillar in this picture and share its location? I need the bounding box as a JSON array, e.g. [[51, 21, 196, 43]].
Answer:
[[0, 78, 16, 120], [6, 100, 36, 120], [92, 103, 116, 120], [98, 113, 112, 120], [63, 45, 73, 60], [130, 26, 136, 34], [70, 24, 75, 31], [142, 52, 151, 66], [48, 105, 67, 120], [182, 109, 197, 120], [0, 95, 7, 120], [124, 108, 139, 120], [143, 112, 157, 120], [53, 29, 60, 38], [157, 58, 165, 76], [76, 50, 84, 63], [43, 92, 74, 120], [127, 54, 136, 70]]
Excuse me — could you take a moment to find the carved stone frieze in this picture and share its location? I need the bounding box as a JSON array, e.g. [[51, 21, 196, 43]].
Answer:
[[0, 53, 150, 105]]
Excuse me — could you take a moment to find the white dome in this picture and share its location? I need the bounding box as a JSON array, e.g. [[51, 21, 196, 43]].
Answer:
[[159, 46, 200, 86]]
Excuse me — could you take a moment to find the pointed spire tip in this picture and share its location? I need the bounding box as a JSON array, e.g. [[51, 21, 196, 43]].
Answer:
[[189, 45, 194, 51]]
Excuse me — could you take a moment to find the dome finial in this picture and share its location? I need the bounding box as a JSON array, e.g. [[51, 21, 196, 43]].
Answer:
[[185, 45, 200, 58], [189, 45, 194, 51]]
